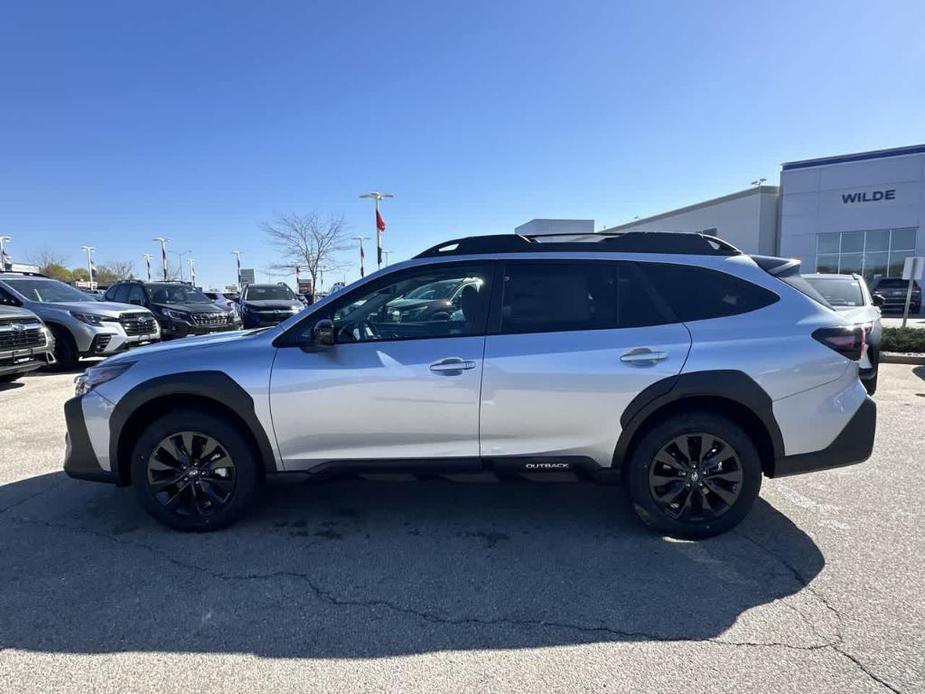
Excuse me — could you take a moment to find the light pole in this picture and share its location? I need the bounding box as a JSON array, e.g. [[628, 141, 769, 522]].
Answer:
[[751, 178, 767, 187], [171, 250, 191, 282], [352, 236, 370, 278], [143, 253, 152, 281], [359, 192, 394, 270], [0, 235, 11, 269], [81, 245, 96, 289], [153, 237, 169, 281], [188, 257, 196, 286], [231, 250, 242, 287]]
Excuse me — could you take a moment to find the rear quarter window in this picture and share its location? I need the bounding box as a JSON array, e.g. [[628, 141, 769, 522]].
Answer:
[[639, 262, 779, 322]]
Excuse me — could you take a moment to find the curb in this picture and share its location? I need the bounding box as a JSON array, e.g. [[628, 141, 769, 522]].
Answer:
[[881, 352, 925, 365]]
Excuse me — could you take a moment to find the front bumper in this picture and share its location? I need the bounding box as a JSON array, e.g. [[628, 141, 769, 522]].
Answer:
[[63, 395, 115, 484], [771, 397, 876, 477], [159, 318, 239, 338], [241, 312, 295, 328], [0, 346, 56, 377]]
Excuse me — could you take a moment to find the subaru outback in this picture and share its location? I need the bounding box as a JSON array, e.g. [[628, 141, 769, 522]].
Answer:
[[63, 232, 876, 538]]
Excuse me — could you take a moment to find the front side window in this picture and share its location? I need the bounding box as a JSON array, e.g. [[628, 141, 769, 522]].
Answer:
[[127, 285, 147, 305], [499, 261, 674, 335], [111, 284, 130, 303], [1, 278, 93, 303], [325, 264, 492, 343]]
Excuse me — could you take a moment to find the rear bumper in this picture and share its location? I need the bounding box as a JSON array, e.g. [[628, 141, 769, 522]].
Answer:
[[771, 397, 876, 477], [63, 396, 115, 484]]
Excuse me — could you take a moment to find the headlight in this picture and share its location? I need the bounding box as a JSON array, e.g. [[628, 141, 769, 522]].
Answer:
[[289, 305, 301, 313], [75, 361, 135, 397], [162, 308, 189, 321], [69, 311, 107, 327]]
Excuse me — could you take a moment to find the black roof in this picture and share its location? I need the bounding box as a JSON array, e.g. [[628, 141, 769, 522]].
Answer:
[[415, 231, 740, 259]]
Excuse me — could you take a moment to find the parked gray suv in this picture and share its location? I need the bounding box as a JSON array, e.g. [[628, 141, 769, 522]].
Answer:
[[63, 233, 876, 538], [0, 305, 56, 383], [0, 272, 160, 370]]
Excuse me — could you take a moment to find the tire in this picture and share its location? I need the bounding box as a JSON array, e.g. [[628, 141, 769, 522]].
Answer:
[[626, 412, 762, 539], [862, 346, 879, 395], [47, 326, 79, 371], [131, 409, 260, 531]]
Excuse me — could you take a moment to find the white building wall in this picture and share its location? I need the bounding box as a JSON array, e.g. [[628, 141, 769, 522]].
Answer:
[[602, 188, 779, 255], [779, 148, 925, 276]]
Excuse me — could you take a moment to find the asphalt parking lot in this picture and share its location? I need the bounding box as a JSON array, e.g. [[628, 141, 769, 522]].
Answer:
[[0, 365, 923, 693]]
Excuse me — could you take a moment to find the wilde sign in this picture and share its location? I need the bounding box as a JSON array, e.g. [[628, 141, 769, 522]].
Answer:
[[841, 189, 896, 204]]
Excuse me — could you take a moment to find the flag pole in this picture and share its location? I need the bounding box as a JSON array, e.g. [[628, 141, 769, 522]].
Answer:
[[359, 192, 394, 273]]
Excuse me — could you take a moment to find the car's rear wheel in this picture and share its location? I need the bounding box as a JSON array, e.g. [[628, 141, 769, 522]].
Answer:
[[131, 410, 259, 531], [626, 412, 762, 539]]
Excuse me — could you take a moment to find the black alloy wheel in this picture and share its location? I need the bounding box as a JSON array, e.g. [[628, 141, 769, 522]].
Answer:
[[647, 433, 743, 523], [146, 431, 237, 517]]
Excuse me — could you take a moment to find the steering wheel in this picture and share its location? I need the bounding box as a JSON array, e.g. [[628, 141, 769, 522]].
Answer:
[[356, 319, 380, 341]]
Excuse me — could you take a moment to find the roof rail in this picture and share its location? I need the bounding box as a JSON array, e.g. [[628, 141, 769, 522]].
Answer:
[[414, 231, 740, 258], [0, 269, 48, 278]]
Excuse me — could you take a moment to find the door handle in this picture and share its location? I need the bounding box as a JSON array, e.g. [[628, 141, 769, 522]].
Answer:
[[429, 357, 477, 372], [620, 348, 668, 364]]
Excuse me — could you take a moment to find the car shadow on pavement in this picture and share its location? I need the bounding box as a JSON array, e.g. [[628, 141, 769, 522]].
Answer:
[[0, 473, 826, 658]]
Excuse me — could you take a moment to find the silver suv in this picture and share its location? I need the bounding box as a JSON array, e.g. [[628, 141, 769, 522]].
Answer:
[[0, 273, 160, 370], [63, 232, 876, 537]]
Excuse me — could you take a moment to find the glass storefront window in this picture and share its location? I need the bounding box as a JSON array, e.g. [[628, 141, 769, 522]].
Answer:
[[892, 227, 916, 251], [865, 229, 890, 252], [815, 254, 839, 273], [889, 251, 914, 277], [840, 231, 864, 253], [814, 227, 918, 280], [817, 233, 840, 254]]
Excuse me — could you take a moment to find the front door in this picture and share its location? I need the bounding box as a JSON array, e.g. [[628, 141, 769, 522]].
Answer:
[[270, 261, 494, 469]]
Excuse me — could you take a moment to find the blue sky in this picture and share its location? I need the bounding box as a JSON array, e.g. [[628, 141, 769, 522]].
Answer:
[[2, 0, 924, 290]]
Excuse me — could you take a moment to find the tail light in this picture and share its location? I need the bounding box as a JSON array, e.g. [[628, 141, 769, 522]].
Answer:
[[812, 326, 865, 361]]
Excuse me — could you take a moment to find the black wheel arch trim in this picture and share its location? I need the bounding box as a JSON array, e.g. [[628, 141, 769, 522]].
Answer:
[[613, 370, 786, 474], [108, 371, 278, 485]]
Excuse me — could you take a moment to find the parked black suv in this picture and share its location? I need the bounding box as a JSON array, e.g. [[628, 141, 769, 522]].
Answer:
[[104, 281, 239, 339], [238, 283, 303, 328], [868, 278, 921, 313]]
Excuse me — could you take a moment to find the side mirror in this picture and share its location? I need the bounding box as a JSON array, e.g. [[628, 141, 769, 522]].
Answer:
[[313, 319, 335, 347], [872, 293, 885, 308]]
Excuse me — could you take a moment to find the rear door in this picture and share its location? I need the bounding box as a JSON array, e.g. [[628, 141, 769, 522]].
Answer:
[[479, 259, 691, 468]]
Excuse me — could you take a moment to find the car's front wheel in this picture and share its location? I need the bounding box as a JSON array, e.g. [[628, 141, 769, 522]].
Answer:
[[626, 412, 762, 539], [131, 410, 260, 531]]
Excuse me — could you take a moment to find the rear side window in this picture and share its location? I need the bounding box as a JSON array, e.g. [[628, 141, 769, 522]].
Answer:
[[639, 263, 779, 322], [127, 285, 146, 305], [499, 261, 673, 334]]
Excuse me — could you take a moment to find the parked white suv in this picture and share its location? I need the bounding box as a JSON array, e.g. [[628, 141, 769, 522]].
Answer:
[[63, 232, 875, 537]]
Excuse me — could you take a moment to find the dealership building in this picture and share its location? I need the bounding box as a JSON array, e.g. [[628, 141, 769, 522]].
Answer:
[[520, 144, 925, 283]]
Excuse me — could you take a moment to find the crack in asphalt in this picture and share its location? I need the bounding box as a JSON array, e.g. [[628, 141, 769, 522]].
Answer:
[[4, 516, 834, 651], [734, 528, 903, 694], [0, 478, 65, 515], [2, 513, 906, 692]]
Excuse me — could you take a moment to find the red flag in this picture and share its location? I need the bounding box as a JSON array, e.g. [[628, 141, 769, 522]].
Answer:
[[376, 209, 386, 232]]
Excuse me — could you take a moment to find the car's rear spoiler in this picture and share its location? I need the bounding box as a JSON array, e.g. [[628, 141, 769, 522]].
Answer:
[[751, 255, 802, 277], [750, 255, 833, 308]]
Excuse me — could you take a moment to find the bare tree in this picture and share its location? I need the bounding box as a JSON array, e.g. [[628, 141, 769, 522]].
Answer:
[[263, 212, 350, 293], [28, 247, 73, 281], [96, 260, 135, 284]]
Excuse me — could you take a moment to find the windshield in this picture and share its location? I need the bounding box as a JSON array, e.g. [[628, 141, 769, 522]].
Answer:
[[804, 277, 865, 307], [405, 279, 464, 300], [148, 284, 212, 305], [3, 278, 94, 303], [244, 285, 296, 301]]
